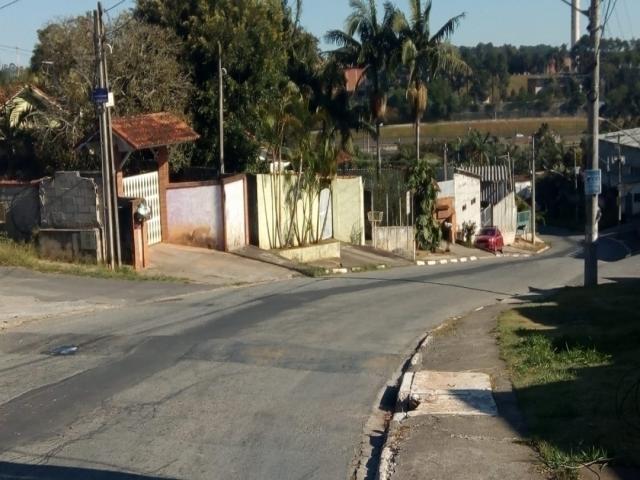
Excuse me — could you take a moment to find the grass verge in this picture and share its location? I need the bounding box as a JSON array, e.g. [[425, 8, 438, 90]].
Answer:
[[498, 280, 640, 479], [0, 235, 185, 283], [381, 117, 587, 141]]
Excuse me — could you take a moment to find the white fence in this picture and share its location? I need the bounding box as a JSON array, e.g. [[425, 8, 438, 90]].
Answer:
[[123, 171, 161, 245]]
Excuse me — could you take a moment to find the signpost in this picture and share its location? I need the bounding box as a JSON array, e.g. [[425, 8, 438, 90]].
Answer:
[[585, 169, 602, 196], [92, 88, 109, 104]]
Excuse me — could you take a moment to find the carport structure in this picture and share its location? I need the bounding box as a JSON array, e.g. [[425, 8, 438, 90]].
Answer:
[[111, 112, 199, 246]]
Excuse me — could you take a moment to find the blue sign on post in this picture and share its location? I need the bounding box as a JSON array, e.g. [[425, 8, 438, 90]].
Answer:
[[92, 88, 109, 104], [585, 169, 602, 196]]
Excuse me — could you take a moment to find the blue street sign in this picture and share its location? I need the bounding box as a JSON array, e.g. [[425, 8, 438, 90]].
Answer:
[[92, 88, 109, 104], [585, 169, 602, 196]]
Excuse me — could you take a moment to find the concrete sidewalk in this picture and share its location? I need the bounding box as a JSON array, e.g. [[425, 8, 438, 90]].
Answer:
[[381, 304, 543, 480], [145, 243, 297, 285]]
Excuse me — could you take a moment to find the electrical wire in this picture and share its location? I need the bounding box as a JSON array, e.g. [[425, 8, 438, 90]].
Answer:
[[0, 0, 20, 12], [105, 0, 126, 12]]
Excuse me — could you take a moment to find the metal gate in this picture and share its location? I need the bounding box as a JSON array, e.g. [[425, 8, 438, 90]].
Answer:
[[123, 171, 161, 245]]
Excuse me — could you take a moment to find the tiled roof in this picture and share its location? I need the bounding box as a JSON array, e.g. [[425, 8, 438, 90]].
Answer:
[[112, 112, 199, 151]]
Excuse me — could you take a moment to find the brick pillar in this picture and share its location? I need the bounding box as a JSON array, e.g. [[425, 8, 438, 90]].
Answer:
[[156, 147, 170, 242]]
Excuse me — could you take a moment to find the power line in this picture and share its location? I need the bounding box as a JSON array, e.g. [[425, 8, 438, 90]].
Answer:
[[105, 0, 126, 12], [0, 0, 20, 11], [0, 43, 31, 53]]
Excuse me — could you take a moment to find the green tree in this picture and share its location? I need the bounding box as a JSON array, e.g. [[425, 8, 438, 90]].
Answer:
[[326, 0, 401, 173], [29, 13, 192, 172], [408, 158, 441, 251], [136, 0, 292, 173], [396, 0, 469, 163]]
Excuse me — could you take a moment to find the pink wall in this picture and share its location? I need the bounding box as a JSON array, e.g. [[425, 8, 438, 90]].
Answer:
[[166, 181, 223, 250]]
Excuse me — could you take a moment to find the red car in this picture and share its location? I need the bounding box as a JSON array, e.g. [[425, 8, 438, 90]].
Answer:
[[474, 226, 504, 253]]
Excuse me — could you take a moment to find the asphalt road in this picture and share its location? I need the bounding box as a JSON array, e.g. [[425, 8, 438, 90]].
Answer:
[[0, 231, 637, 480]]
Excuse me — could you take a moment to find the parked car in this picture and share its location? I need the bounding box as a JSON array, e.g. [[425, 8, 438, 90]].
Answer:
[[474, 226, 504, 253]]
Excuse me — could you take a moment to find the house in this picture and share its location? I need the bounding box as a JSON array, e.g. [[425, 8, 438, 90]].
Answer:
[[438, 170, 482, 242], [599, 128, 640, 219], [457, 165, 518, 244]]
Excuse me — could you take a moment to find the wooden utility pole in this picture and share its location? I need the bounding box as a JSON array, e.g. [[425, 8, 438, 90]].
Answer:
[[584, 0, 600, 287]]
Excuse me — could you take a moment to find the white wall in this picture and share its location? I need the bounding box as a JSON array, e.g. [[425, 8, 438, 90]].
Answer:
[[492, 192, 517, 245], [453, 173, 481, 234], [223, 178, 247, 251], [332, 176, 365, 245], [437, 180, 454, 198]]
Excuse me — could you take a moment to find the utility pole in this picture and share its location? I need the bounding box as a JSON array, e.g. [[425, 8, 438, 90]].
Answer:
[[94, 6, 114, 269], [617, 134, 623, 225], [218, 42, 225, 176], [531, 136, 536, 244], [443, 143, 448, 181], [93, 3, 121, 268], [99, 2, 121, 268], [584, 0, 601, 287], [574, 147, 579, 223]]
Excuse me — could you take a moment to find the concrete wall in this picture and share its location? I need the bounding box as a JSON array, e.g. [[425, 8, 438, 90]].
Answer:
[[374, 226, 414, 256], [453, 173, 481, 235], [492, 192, 517, 245], [223, 176, 248, 251], [254, 174, 324, 249], [40, 172, 100, 229], [0, 181, 39, 240], [437, 180, 455, 198], [38, 228, 103, 263], [166, 181, 223, 250], [331, 176, 365, 245], [278, 240, 340, 263]]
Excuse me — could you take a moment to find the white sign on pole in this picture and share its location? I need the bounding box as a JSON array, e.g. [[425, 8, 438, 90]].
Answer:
[[406, 191, 411, 215], [585, 169, 601, 196]]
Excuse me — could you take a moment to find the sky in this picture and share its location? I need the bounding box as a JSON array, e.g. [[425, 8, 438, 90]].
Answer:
[[1, 0, 639, 66]]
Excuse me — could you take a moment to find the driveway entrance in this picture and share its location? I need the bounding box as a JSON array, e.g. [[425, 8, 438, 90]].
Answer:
[[145, 243, 296, 286]]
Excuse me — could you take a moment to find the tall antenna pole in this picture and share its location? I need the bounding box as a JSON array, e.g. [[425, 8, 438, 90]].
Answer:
[[572, 0, 581, 47]]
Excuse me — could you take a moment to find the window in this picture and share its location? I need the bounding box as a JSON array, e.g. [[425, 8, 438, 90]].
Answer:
[[634, 193, 640, 203], [471, 198, 477, 205], [462, 204, 467, 211]]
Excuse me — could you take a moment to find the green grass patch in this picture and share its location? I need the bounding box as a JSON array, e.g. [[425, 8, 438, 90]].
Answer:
[[0, 234, 184, 283], [381, 117, 587, 141], [498, 281, 640, 478]]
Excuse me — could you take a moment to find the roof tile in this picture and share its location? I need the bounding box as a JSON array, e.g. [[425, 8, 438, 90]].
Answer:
[[112, 112, 199, 151]]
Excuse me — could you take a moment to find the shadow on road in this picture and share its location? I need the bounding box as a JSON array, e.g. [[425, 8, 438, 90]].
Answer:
[[0, 461, 176, 480]]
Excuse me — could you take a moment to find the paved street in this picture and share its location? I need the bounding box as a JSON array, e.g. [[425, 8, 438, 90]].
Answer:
[[0, 231, 637, 480]]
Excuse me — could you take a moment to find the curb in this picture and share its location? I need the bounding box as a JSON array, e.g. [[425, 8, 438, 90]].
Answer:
[[376, 319, 455, 480], [414, 250, 545, 266], [324, 264, 388, 275]]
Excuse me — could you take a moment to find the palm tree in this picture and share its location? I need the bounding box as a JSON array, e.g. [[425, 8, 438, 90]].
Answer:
[[397, 0, 470, 163], [326, 0, 400, 173]]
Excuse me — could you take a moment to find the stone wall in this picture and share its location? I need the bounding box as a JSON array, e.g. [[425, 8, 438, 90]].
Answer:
[[0, 181, 40, 240], [40, 172, 100, 229]]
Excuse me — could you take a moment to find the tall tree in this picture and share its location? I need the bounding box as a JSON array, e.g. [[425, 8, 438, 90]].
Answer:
[[397, 0, 469, 162], [136, 0, 292, 173], [325, 0, 401, 173], [29, 13, 192, 172]]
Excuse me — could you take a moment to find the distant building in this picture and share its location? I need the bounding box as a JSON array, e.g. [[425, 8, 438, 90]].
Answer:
[[599, 128, 640, 218]]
